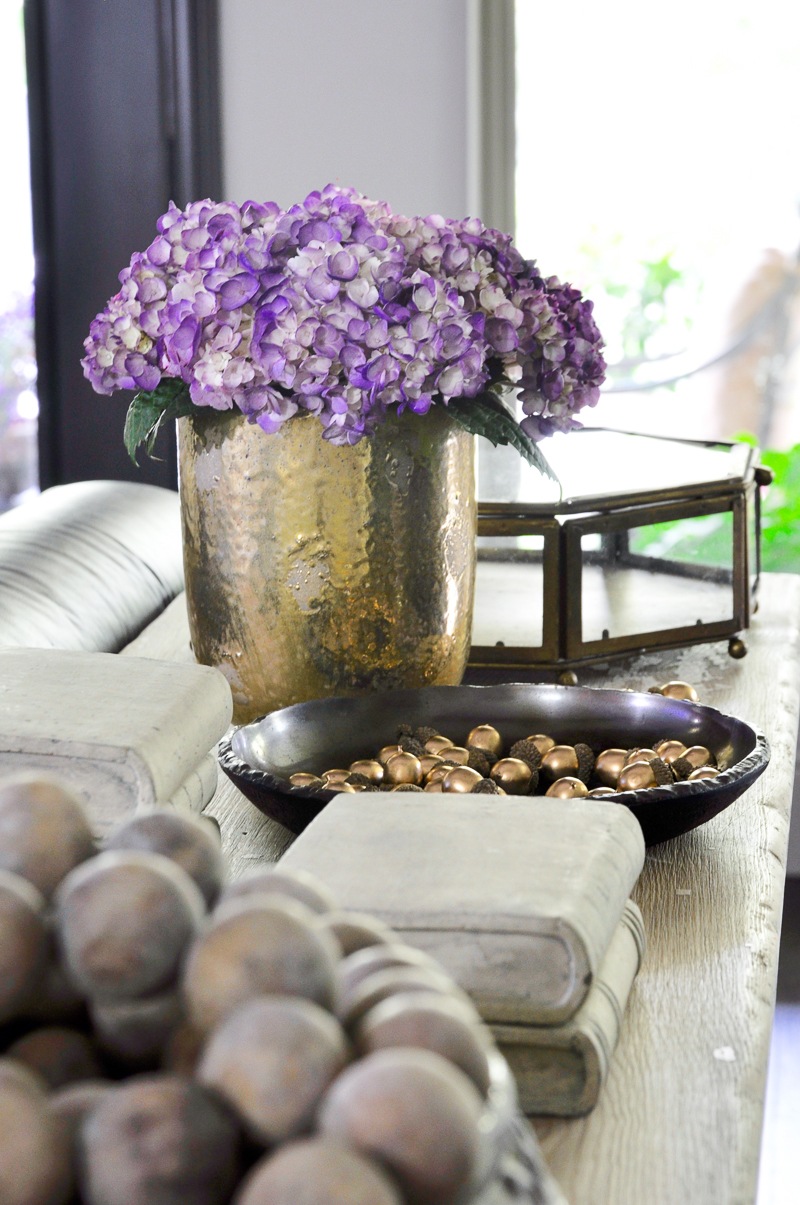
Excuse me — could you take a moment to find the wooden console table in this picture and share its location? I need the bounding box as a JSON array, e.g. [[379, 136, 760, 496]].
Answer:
[[121, 573, 800, 1205]]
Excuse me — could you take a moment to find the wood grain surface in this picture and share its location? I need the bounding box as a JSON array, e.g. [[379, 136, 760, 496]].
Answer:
[[122, 574, 800, 1205]]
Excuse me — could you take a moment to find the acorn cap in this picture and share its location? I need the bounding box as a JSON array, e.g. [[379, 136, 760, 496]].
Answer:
[[396, 723, 414, 741], [414, 726, 440, 745], [466, 747, 492, 776], [671, 756, 694, 781], [468, 744, 498, 769], [526, 769, 541, 795], [392, 784, 424, 792], [575, 743, 595, 785], [399, 737, 427, 758], [346, 773, 373, 788], [508, 739, 543, 773], [471, 778, 502, 794], [649, 757, 674, 786]]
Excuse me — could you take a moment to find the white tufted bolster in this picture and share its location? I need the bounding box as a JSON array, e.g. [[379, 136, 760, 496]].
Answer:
[[0, 481, 184, 653]]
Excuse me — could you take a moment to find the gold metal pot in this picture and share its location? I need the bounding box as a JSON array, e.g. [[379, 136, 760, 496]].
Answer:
[[178, 407, 476, 722]]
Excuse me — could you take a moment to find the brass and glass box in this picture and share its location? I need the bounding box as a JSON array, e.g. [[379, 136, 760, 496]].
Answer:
[[470, 429, 770, 672]]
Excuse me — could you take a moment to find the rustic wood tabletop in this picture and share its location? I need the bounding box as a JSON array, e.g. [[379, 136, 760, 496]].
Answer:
[[121, 573, 800, 1205]]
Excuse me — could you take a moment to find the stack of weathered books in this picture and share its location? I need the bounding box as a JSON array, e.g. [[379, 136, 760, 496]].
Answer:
[[283, 791, 646, 1116], [0, 648, 232, 835]]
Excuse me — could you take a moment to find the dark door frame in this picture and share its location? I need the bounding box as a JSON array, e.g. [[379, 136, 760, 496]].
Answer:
[[24, 0, 221, 491]]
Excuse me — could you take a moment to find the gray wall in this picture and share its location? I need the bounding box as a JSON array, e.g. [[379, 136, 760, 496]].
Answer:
[[219, 0, 469, 219]]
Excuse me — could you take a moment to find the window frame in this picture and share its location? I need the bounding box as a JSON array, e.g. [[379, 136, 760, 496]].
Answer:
[[24, 0, 221, 491]]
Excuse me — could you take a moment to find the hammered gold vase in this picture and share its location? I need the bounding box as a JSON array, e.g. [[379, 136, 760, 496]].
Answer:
[[178, 407, 476, 722]]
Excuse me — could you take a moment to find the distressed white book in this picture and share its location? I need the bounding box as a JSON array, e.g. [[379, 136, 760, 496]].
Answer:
[[0, 648, 231, 832], [281, 792, 645, 1025], [492, 899, 646, 1116]]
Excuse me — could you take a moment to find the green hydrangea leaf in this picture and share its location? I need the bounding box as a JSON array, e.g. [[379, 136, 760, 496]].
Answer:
[[123, 379, 197, 464], [446, 390, 558, 481]]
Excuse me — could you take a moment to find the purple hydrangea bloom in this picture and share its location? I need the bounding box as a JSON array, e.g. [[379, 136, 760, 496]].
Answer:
[[82, 186, 605, 443]]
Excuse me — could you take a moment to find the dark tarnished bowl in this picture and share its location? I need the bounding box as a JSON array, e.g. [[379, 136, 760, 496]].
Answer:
[[218, 683, 770, 846]]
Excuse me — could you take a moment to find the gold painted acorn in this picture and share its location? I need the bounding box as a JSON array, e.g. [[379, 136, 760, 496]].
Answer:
[[654, 740, 687, 765], [321, 769, 351, 784], [424, 735, 454, 756], [594, 749, 627, 788], [545, 777, 589, 799], [348, 759, 385, 785], [438, 746, 470, 766], [424, 779, 444, 792], [419, 754, 445, 778], [683, 745, 713, 770], [588, 787, 616, 797], [541, 744, 580, 782], [688, 766, 719, 780], [624, 748, 658, 766], [442, 766, 484, 793], [385, 752, 423, 785], [289, 772, 325, 788], [425, 764, 451, 786], [466, 725, 503, 757], [527, 734, 555, 756], [658, 681, 699, 702], [377, 744, 403, 766], [490, 758, 533, 795], [617, 762, 657, 791]]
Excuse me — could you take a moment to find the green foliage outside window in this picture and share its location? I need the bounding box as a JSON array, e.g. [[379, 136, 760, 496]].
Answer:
[[628, 435, 800, 574]]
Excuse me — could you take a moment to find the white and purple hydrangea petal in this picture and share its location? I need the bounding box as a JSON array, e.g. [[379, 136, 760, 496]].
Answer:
[[81, 184, 606, 446]]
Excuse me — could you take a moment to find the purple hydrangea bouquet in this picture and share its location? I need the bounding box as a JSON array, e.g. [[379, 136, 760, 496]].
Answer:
[[82, 184, 605, 473]]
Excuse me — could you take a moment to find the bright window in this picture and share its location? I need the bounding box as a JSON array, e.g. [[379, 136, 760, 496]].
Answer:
[[0, 0, 38, 512], [515, 0, 800, 447]]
